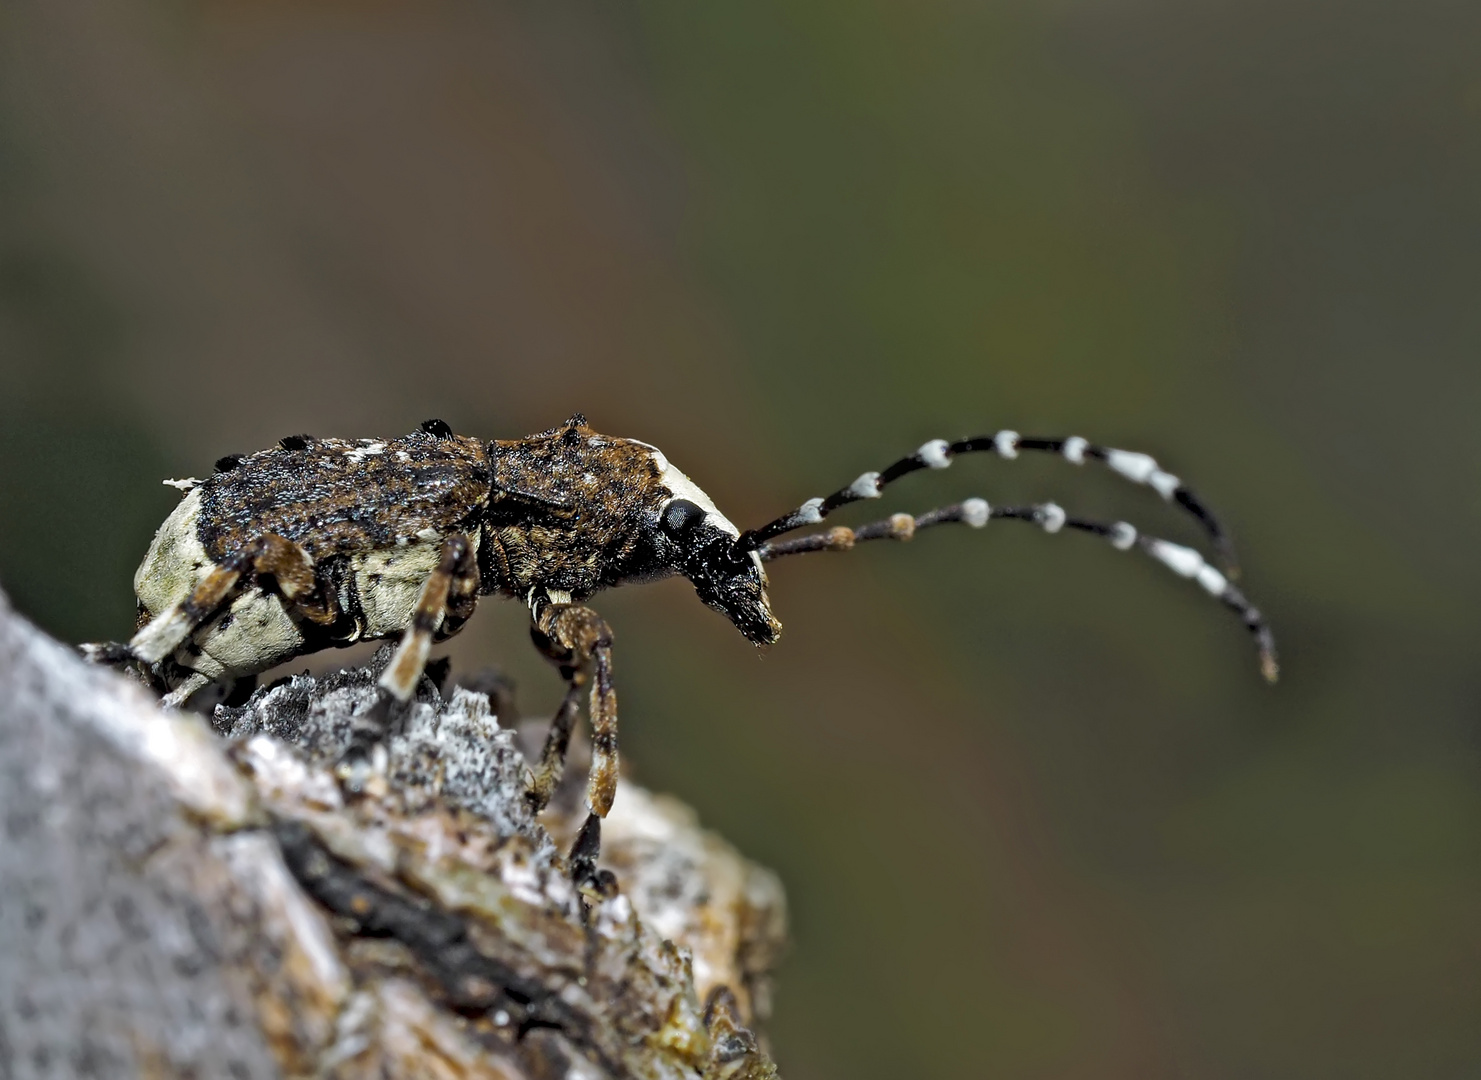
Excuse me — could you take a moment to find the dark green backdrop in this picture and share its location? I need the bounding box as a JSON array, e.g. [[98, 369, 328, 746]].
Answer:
[[2, 2, 1476, 1076]]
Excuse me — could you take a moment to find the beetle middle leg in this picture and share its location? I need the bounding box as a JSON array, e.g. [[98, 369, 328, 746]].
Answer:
[[378, 534, 480, 701], [529, 602, 617, 881], [524, 679, 583, 816]]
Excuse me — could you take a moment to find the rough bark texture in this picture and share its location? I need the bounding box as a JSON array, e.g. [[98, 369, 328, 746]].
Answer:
[[0, 588, 786, 1079]]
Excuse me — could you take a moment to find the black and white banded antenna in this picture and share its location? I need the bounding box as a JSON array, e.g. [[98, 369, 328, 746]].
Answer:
[[736, 430, 1240, 575], [738, 433, 1277, 682], [757, 498, 1278, 683]]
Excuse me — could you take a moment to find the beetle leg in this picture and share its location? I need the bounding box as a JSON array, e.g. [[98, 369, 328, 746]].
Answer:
[[161, 671, 212, 710], [530, 603, 618, 818], [251, 534, 337, 625], [130, 558, 250, 664], [523, 678, 583, 815], [129, 532, 336, 667], [438, 536, 482, 640], [378, 534, 477, 701], [528, 601, 617, 882]]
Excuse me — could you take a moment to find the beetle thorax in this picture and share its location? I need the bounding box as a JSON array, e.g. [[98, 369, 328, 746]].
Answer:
[[484, 418, 742, 602]]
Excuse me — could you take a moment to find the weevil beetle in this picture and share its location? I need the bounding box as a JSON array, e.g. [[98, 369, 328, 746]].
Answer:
[[87, 413, 1276, 875]]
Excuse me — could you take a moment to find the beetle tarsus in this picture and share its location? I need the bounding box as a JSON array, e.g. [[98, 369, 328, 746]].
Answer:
[[568, 812, 602, 887]]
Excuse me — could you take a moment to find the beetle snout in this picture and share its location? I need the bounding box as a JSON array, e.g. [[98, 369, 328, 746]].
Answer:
[[697, 575, 781, 646], [682, 532, 782, 646], [719, 580, 782, 646]]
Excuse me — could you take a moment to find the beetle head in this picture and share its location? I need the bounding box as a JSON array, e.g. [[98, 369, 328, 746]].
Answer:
[[654, 493, 781, 646]]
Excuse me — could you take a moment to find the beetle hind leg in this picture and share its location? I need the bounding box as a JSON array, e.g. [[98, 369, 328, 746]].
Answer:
[[130, 559, 248, 665], [119, 532, 346, 705]]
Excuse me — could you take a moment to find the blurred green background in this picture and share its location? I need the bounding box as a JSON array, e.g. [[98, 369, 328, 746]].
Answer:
[[2, 1, 1478, 1076]]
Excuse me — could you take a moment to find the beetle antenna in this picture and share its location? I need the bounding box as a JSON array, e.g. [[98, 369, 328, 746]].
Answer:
[[758, 498, 1278, 683], [736, 432, 1240, 575]]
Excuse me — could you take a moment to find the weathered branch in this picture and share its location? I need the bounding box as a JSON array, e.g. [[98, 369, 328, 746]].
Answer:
[[0, 588, 786, 1079]]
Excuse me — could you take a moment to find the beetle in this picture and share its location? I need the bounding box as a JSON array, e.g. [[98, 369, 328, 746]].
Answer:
[[87, 413, 1276, 875]]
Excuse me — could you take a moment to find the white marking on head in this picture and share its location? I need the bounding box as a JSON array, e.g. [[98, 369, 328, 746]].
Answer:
[[1109, 522, 1137, 550], [846, 472, 882, 499], [1062, 436, 1088, 465], [1149, 469, 1181, 500], [961, 498, 990, 528], [1105, 448, 1158, 484], [546, 588, 573, 606], [1038, 502, 1066, 533], [994, 430, 1020, 459], [917, 439, 952, 469], [1148, 539, 1205, 578], [796, 498, 825, 525], [162, 477, 200, 493], [654, 454, 741, 538]]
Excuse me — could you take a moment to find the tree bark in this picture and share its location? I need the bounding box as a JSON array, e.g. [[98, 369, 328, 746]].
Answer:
[[0, 589, 786, 1079]]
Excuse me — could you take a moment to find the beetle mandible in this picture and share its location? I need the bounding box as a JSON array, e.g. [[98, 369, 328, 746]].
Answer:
[[88, 413, 1277, 876]]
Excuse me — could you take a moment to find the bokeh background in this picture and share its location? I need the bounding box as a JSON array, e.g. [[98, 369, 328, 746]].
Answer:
[[2, 2, 1478, 1076]]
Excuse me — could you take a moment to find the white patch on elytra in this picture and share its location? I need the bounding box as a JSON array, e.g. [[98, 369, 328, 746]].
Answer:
[[187, 589, 306, 680], [354, 541, 451, 639], [130, 487, 315, 677], [134, 488, 212, 620], [344, 440, 387, 464]]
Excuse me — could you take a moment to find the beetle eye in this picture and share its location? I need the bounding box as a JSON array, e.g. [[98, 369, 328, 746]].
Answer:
[[661, 499, 707, 537]]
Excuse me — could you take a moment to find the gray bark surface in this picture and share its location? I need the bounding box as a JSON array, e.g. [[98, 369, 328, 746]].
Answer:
[[0, 589, 785, 1079]]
